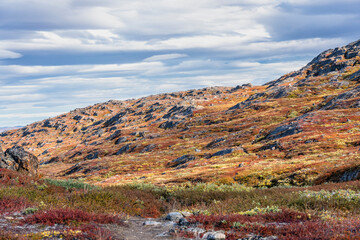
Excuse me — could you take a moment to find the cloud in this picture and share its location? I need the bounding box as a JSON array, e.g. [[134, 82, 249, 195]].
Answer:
[[0, 0, 123, 30], [0, 0, 359, 126], [259, 1, 360, 41], [144, 54, 187, 62], [0, 49, 22, 59]]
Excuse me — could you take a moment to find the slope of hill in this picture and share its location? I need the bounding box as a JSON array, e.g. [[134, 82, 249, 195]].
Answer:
[[1, 39, 360, 187]]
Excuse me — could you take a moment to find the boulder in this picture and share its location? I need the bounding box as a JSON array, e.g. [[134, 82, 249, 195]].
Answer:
[[260, 141, 283, 151], [178, 217, 189, 226], [206, 137, 225, 149], [103, 111, 127, 127], [264, 123, 301, 141], [239, 234, 277, 240], [165, 212, 183, 221], [115, 137, 127, 145], [141, 144, 157, 153], [168, 155, 195, 168], [159, 120, 179, 129], [116, 144, 132, 155], [202, 232, 226, 240], [106, 130, 122, 140], [209, 149, 233, 158], [162, 105, 194, 119], [0, 145, 39, 176], [322, 85, 360, 110], [143, 220, 162, 226], [85, 152, 99, 160]]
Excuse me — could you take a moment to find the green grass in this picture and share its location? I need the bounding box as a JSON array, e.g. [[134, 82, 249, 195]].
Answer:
[[43, 178, 100, 191]]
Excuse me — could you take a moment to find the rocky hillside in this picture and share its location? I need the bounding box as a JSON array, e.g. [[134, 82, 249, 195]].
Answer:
[[1, 39, 360, 187]]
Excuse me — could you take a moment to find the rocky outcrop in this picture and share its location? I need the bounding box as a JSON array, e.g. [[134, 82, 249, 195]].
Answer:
[[162, 105, 194, 119], [168, 155, 195, 168], [208, 148, 234, 158], [159, 120, 180, 129], [322, 85, 360, 110], [0, 145, 39, 176], [264, 123, 302, 141]]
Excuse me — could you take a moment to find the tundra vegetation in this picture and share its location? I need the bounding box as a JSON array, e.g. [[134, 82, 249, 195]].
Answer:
[[1, 40, 360, 239]]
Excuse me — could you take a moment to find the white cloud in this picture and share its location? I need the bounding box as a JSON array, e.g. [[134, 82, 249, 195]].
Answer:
[[80, 62, 165, 75], [144, 54, 187, 62], [0, 0, 359, 126], [0, 49, 22, 59]]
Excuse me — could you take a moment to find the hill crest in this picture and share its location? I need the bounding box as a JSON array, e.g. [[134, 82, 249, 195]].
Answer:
[[1, 39, 360, 187]]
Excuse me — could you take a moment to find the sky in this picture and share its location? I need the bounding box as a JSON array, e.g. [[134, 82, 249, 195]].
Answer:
[[0, 0, 360, 127]]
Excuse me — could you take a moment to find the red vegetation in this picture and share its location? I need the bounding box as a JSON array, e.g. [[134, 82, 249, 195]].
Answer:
[[188, 209, 311, 229], [0, 168, 36, 186], [0, 196, 31, 214], [187, 212, 360, 240], [24, 208, 124, 226]]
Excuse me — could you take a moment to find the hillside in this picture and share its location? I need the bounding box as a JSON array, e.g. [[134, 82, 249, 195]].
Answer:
[[1, 39, 360, 187]]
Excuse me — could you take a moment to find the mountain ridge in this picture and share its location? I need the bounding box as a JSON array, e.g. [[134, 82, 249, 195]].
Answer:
[[1, 39, 360, 187]]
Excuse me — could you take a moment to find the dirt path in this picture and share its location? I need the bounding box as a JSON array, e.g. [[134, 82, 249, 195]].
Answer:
[[109, 217, 189, 240]]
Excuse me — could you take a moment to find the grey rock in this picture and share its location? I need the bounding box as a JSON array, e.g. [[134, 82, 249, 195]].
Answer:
[[159, 120, 179, 129], [206, 137, 225, 149], [346, 69, 360, 81], [162, 105, 194, 119], [264, 123, 301, 141], [202, 232, 226, 240], [116, 144, 132, 155], [141, 144, 157, 153], [162, 221, 176, 227], [239, 234, 277, 240], [0, 145, 39, 176], [340, 168, 360, 182], [63, 162, 84, 175], [210, 148, 233, 158], [143, 220, 162, 226], [168, 155, 195, 168], [155, 231, 172, 238], [107, 130, 122, 140], [91, 120, 104, 126], [186, 227, 206, 238], [85, 152, 99, 160], [230, 83, 253, 92], [260, 141, 283, 151], [103, 111, 127, 127], [178, 217, 189, 226], [73, 115, 82, 121], [165, 212, 183, 221], [322, 85, 360, 110], [115, 137, 127, 145]]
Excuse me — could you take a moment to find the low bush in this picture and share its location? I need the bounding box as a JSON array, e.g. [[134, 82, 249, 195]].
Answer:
[[0, 168, 36, 186], [43, 178, 99, 191], [0, 196, 31, 214], [24, 208, 124, 226], [187, 213, 360, 240]]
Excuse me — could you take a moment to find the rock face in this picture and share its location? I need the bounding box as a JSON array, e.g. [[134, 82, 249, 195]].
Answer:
[[322, 85, 360, 110], [202, 232, 226, 240], [264, 123, 301, 141], [168, 155, 196, 168], [0, 145, 39, 176], [164, 212, 183, 221]]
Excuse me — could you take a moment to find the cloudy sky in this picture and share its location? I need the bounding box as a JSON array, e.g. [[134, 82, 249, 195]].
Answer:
[[0, 0, 359, 127]]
